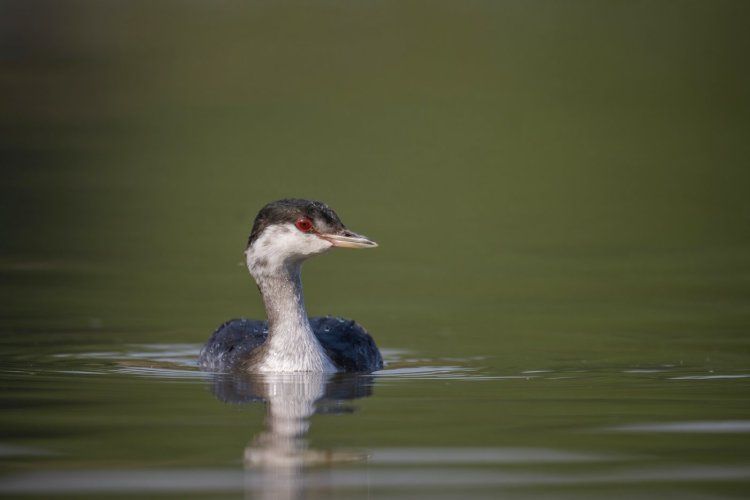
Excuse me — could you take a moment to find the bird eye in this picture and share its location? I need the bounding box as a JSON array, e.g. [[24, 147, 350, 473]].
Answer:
[[294, 218, 314, 233]]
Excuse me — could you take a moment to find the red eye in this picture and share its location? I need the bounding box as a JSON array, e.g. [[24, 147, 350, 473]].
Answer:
[[295, 218, 314, 233]]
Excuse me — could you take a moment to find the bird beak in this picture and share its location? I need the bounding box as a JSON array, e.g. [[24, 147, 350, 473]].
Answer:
[[323, 230, 378, 249]]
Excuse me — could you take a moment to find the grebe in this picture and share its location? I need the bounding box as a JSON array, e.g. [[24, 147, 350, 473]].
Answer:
[[199, 199, 383, 373]]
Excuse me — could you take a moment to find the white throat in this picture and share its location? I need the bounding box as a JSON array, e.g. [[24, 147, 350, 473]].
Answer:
[[245, 226, 336, 373]]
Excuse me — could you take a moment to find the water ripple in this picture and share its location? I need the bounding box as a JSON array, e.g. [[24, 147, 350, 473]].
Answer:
[[607, 420, 750, 433]]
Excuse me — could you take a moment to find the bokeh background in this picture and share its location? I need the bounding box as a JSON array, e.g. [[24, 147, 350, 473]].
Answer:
[[2, 0, 749, 369], [2, 2, 750, 496]]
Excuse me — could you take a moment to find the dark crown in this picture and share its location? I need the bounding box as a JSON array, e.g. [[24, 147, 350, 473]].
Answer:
[[247, 199, 346, 248]]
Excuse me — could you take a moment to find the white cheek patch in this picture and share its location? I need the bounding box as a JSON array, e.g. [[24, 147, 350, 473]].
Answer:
[[246, 224, 333, 275]]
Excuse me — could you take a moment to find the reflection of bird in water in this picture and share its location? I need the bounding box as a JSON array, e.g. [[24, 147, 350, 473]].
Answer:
[[200, 199, 383, 373], [239, 373, 372, 469], [212, 372, 373, 500]]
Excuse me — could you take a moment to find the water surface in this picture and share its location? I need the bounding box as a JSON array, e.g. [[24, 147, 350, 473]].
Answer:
[[2, 1, 749, 498], [2, 338, 749, 498]]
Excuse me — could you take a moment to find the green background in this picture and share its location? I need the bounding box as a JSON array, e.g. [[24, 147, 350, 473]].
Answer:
[[2, 1, 749, 497]]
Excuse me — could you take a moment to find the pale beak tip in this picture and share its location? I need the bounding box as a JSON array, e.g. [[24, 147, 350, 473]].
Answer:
[[323, 232, 379, 249]]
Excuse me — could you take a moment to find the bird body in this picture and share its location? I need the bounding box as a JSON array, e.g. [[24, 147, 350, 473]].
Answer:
[[199, 199, 382, 373]]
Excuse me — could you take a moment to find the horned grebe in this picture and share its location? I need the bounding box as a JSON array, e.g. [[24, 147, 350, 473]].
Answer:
[[199, 199, 382, 373]]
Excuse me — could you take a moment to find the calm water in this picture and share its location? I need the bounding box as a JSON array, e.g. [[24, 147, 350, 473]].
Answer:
[[2, 1, 749, 498], [2, 339, 749, 498]]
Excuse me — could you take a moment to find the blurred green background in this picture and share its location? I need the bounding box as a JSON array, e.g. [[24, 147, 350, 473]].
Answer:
[[2, 0, 749, 369]]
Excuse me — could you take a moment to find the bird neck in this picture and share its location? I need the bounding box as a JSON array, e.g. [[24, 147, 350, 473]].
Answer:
[[254, 263, 336, 372]]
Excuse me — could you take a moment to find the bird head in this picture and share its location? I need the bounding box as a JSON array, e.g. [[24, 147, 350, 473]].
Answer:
[[245, 199, 377, 277]]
